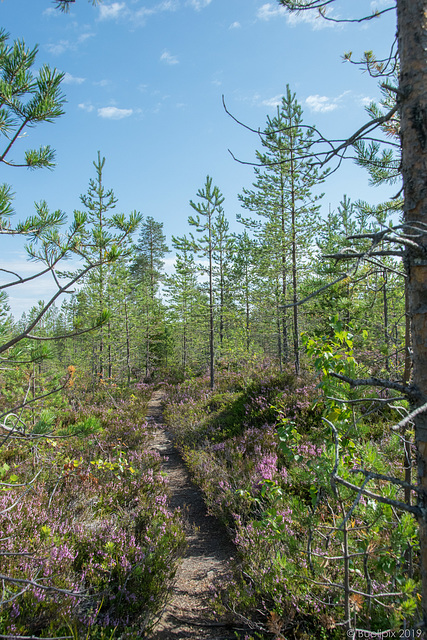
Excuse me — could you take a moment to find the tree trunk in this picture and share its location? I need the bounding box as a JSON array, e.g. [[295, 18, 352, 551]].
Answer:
[[404, 280, 412, 385], [397, 0, 427, 623], [108, 320, 112, 380], [99, 325, 104, 381], [183, 298, 188, 371], [280, 169, 289, 364], [209, 223, 215, 389], [245, 263, 250, 352], [220, 252, 224, 350], [124, 297, 131, 385], [290, 143, 300, 376], [383, 267, 390, 374], [145, 304, 150, 379], [276, 281, 283, 373]]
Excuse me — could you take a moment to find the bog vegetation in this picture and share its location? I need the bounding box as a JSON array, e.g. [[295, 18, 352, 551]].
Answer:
[[1, 1, 426, 638]]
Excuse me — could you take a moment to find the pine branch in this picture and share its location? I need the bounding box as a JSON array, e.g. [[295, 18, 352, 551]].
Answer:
[[333, 474, 420, 516], [329, 372, 417, 398]]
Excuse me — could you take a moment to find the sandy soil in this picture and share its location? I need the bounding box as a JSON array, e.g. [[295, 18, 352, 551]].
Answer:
[[146, 390, 239, 640]]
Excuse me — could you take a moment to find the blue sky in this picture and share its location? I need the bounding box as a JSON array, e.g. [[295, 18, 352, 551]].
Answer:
[[1, 0, 396, 315]]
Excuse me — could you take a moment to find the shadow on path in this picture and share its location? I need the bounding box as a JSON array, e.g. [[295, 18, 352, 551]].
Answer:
[[147, 390, 238, 640]]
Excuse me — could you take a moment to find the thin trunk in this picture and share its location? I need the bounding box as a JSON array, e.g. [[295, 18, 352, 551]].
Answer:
[[107, 315, 112, 380], [245, 263, 250, 352], [280, 168, 289, 364], [92, 342, 96, 390], [150, 230, 155, 300], [339, 498, 351, 632], [219, 251, 224, 349], [383, 268, 390, 374], [72, 306, 77, 361], [124, 297, 131, 385], [32, 363, 36, 426], [183, 323, 187, 371], [344, 279, 351, 327], [99, 326, 104, 381], [397, 0, 427, 623], [403, 280, 411, 385], [276, 282, 283, 373], [403, 282, 412, 507], [290, 142, 300, 376], [209, 219, 214, 389], [98, 186, 104, 381], [145, 304, 150, 379], [183, 297, 188, 370]]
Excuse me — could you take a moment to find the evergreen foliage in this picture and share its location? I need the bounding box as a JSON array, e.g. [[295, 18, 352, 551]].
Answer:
[[1, 0, 423, 634]]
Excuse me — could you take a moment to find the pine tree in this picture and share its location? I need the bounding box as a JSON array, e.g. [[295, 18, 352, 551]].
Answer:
[[129, 216, 169, 379], [185, 176, 225, 389], [0, 30, 65, 174], [77, 152, 141, 381], [276, 0, 427, 623], [132, 216, 169, 299], [212, 210, 235, 354], [165, 242, 208, 373], [239, 86, 325, 374], [231, 231, 258, 354]]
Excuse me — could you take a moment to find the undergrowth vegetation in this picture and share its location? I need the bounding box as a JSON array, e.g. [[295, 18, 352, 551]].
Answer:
[[0, 376, 185, 639], [163, 340, 420, 639]]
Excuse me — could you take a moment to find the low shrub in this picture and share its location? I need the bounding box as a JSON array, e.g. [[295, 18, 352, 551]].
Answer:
[[164, 358, 421, 638], [0, 382, 186, 638]]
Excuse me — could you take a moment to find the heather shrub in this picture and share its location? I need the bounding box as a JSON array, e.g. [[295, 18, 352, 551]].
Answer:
[[164, 354, 420, 638], [164, 365, 320, 450], [0, 382, 185, 638]]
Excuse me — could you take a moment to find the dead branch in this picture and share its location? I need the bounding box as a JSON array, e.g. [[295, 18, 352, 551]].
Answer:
[[333, 475, 420, 516], [329, 372, 416, 398]]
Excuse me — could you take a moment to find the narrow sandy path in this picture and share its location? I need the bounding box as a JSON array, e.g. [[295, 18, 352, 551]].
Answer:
[[146, 390, 238, 640]]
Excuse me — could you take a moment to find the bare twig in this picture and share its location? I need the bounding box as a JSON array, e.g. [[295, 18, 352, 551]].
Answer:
[[333, 475, 420, 516]]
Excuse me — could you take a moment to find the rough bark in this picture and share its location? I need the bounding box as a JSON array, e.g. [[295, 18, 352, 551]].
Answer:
[[397, 0, 427, 624]]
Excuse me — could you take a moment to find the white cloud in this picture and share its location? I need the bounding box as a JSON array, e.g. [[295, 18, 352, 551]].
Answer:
[[305, 91, 350, 113], [257, 3, 287, 20], [46, 32, 94, 56], [98, 2, 127, 20], [135, 7, 156, 20], [63, 72, 86, 85], [134, 0, 179, 24], [46, 40, 71, 55], [158, 0, 180, 10], [261, 95, 282, 108], [43, 8, 58, 17], [93, 79, 111, 87], [78, 32, 95, 43], [78, 102, 95, 112], [186, 0, 212, 10], [98, 106, 133, 119], [229, 21, 241, 29], [305, 95, 338, 113], [360, 95, 374, 107], [257, 2, 335, 29], [286, 9, 333, 29], [160, 50, 179, 65], [370, 0, 392, 10], [95, 0, 179, 27]]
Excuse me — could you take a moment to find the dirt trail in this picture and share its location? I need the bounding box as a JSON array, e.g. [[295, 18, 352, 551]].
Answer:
[[146, 389, 237, 640]]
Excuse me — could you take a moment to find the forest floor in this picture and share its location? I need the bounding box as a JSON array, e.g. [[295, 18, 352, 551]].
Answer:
[[147, 389, 239, 640]]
